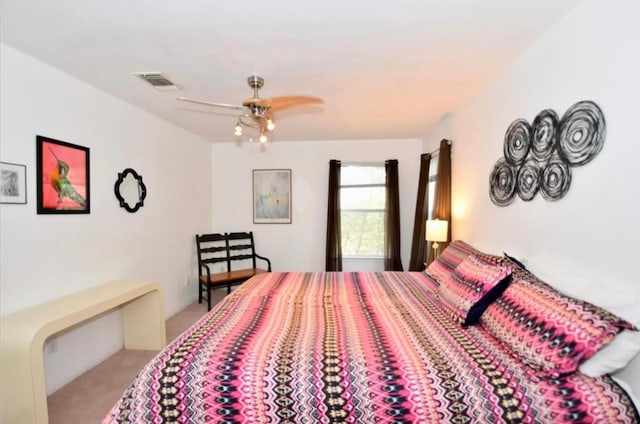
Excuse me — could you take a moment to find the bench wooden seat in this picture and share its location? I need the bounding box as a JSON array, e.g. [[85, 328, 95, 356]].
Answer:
[[207, 268, 270, 285], [196, 231, 271, 310]]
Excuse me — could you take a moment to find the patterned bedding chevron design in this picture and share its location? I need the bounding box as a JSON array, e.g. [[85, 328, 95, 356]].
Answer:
[[104, 272, 639, 423]]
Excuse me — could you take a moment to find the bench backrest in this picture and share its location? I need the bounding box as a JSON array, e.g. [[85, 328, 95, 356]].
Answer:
[[195, 233, 229, 272], [227, 232, 258, 270], [195, 232, 260, 273]]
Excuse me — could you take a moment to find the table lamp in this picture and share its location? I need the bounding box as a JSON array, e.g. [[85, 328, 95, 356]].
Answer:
[[426, 219, 448, 259]]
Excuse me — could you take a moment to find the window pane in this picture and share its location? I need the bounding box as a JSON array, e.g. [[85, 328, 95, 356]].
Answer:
[[428, 161, 438, 177], [428, 155, 438, 218], [341, 165, 385, 185], [340, 163, 386, 257], [427, 181, 436, 219], [341, 211, 384, 256], [341, 186, 385, 209]]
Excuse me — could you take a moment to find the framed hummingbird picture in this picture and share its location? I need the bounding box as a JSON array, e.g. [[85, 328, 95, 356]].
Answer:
[[36, 135, 90, 214]]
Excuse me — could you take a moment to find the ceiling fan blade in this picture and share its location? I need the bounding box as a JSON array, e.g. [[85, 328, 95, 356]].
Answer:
[[177, 97, 248, 111], [252, 96, 324, 112]]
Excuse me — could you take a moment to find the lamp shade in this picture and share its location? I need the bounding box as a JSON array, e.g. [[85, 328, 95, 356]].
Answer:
[[426, 219, 448, 242]]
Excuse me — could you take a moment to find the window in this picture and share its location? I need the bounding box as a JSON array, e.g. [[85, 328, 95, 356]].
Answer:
[[340, 163, 386, 257], [427, 154, 438, 219]]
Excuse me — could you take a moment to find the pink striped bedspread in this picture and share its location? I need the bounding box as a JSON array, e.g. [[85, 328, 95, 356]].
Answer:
[[104, 272, 638, 423]]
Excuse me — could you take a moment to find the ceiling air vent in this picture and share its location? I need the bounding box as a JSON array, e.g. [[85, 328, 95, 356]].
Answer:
[[133, 72, 180, 90]]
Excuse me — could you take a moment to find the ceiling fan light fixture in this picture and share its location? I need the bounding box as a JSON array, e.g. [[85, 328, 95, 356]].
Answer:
[[234, 123, 243, 136], [259, 133, 268, 143], [266, 118, 275, 131]]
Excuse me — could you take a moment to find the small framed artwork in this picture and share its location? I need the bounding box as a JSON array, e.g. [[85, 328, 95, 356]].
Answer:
[[36, 135, 90, 214], [253, 169, 291, 224], [0, 162, 27, 204]]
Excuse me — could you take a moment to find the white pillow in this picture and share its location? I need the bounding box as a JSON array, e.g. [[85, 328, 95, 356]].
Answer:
[[579, 330, 640, 377]]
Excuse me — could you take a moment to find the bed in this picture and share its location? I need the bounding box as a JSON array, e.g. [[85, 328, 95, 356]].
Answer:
[[103, 241, 639, 423]]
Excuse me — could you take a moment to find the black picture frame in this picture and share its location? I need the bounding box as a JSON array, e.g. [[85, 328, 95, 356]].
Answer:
[[0, 162, 27, 204], [36, 135, 90, 214]]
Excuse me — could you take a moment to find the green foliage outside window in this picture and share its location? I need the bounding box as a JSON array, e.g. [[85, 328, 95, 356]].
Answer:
[[340, 164, 386, 257], [341, 210, 384, 256]]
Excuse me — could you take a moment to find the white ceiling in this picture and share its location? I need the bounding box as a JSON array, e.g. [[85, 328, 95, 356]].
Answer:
[[1, 0, 581, 143]]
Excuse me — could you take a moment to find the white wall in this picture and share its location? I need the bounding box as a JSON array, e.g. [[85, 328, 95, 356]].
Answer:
[[210, 138, 422, 272], [423, 0, 640, 392], [0, 44, 213, 393]]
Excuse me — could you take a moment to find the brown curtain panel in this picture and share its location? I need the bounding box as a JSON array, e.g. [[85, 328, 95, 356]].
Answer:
[[408, 153, 432, 271], [325, 160, 343, 271], [426, 139, 452, 266], [384, 159, 403, 271]]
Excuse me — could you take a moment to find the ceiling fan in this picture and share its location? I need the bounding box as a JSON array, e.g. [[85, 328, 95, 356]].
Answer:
[[178, 75, 324, 143]]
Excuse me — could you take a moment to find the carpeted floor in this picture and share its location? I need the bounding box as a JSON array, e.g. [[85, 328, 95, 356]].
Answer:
[[47, 288, 227, 423]]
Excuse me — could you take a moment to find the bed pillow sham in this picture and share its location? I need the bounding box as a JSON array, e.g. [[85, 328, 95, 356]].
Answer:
[[480, 260, 635, 378], [503, 252, 527, 270], [425, 241, 469, 284], [425, 240, 502, 284], [438, 255, 512, 326]]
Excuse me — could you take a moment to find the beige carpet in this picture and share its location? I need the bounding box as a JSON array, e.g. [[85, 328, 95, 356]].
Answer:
[[47, 288, 228, 423]]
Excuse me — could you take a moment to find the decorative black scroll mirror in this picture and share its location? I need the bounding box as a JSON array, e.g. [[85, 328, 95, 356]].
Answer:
[[489, 100, 606, 206], [114, 168, 147, 213]]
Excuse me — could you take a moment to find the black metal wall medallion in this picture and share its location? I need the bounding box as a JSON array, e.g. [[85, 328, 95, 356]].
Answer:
[[503, 119, 531, 166], [557, 100, 605, 166], [531, 109, 558, 163], [516, 158, 541, 201], [490, 100, 605, 206], [489, 158, 517, 206], [540, 154, 572, 201]]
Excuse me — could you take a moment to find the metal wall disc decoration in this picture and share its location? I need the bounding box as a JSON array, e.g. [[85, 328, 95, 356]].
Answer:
[[516, 159, 541, 201], [531, 109, 558, 163], [558, 100, 606, 166], [489, 158, 517, 206], [503, 118, 531, 166], [489, 100, 604, 206], [540, 154, 572, 201]]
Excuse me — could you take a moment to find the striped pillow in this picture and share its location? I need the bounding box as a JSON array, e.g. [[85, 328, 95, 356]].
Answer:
[[438, 255, 512, 326], [425, 240, 502, 284], [480, 261, 635, 377]]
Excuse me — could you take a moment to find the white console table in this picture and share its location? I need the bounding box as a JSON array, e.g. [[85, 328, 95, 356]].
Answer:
[[0, 281, 166, 424]]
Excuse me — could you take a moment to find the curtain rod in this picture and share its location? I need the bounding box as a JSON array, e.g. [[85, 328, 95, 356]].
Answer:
[[426, 139, 452, 156]]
